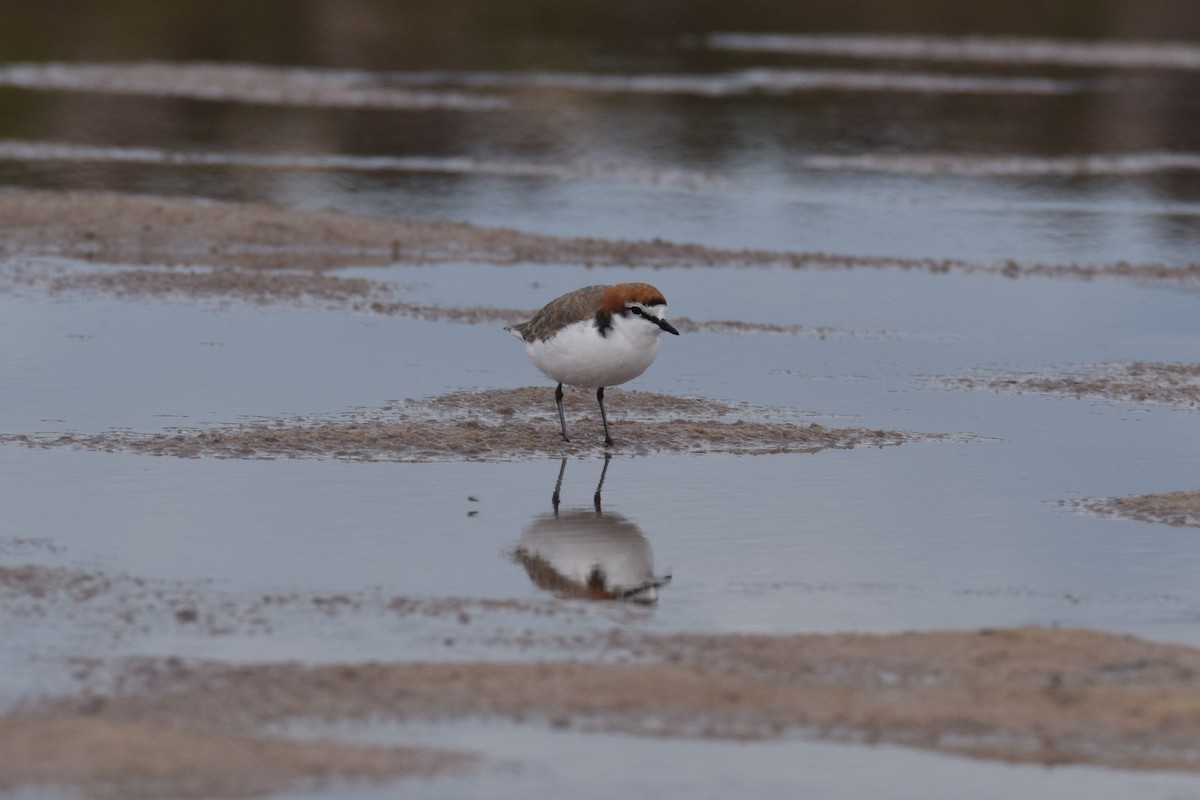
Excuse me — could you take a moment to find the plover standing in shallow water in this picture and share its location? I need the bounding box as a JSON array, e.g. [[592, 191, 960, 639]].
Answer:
[[505, 283, 680, 446]]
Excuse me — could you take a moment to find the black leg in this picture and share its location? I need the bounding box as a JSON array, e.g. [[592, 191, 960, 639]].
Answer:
[[552, 457, 566, 514], [596, 387, 613, 447], [555, 383, 570, 442], [593, 452, 611, 512]]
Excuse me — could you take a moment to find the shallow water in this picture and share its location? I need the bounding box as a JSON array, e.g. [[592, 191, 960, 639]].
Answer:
[[265, 720, 1200, 800], [3, 264, 1199, 648], [3, 3, 1200, 796]]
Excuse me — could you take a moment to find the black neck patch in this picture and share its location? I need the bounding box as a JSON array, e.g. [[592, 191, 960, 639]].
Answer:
[[594, 310, 613, 337]]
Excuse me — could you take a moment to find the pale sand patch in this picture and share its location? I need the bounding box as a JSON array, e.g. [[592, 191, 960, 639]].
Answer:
[[1, 190, 1198, 283], [5, 558, 1200, 786], [18, 627, 1200, 778], [0, 388, 934, 461], [1066, 490, 1200, 528], [953, 362, 1200, 410]]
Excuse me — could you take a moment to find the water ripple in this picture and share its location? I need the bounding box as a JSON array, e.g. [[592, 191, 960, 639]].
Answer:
[[0, 61, 1082, 104], [794, 151, 1200, 177], [0, 140, 728, 189], [705, 33, 1200, 71], [381, 66, 1080, 96], [0, 62, 510, 110]]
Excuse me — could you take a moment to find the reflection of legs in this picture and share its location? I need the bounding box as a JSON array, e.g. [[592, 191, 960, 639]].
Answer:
[[593, 452, 611, 512], [551, 457, 567, 513], [555, 383, 570, 442], [596, 387, 613, 447]]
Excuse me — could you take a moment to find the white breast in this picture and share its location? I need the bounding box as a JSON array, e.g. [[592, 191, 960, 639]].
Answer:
[[525, 312, 664, 388]]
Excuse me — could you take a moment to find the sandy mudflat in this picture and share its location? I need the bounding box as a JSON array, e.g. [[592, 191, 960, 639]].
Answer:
[[5, 560, 1200, 788], [2, 190, 1199, 283], [7, 555, 1200, 791], [1067, 490, 1200, 528], [6, 625, 1200, 798], [957, 364, 1200, 527], [0, 388, 932, 461], [954, 362, 1200, 410]]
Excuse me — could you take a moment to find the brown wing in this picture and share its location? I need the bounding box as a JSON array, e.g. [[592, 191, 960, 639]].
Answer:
[[509, 284, 608, 342]]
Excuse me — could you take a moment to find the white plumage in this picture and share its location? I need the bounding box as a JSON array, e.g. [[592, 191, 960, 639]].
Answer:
[[521, 307, 665, 388]]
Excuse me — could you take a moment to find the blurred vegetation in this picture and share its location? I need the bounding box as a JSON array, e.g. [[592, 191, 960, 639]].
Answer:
[[2, 0, 1199, 70]]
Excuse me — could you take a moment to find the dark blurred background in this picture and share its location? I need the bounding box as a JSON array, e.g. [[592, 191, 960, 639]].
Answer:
[[4, 0, 1200, 69], [3, 0, 1199, 262]]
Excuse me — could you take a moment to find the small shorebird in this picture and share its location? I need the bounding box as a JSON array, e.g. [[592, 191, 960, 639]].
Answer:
[[505, 283, 679, 445]]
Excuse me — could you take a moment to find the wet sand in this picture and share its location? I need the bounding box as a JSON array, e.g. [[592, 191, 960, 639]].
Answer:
[[955, 362, 1200, 410], [6, 625, 1200, 798], [1068, 490, 1200, 528], [2, 190, 1198, 283], [6, 556, 1200, 795], [0, 388, 930, 461]]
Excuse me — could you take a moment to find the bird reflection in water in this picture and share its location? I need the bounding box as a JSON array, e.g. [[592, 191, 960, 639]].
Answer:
[[514, 455, 670, 604]]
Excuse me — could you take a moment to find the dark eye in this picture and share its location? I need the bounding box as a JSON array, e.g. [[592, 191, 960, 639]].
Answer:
[[629, 306, 643, 316]]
